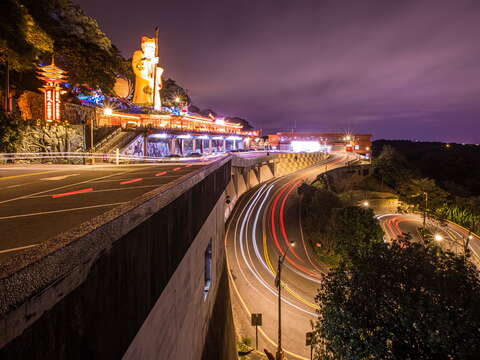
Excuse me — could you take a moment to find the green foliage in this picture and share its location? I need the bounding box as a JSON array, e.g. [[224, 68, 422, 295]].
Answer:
[[314, 240, 480, 360], [373, 140, 480, 197], [0, 0, 53, 72], [0, 112, 24, 152], [372, 145, 412, 188], [160, 78, 191, 107], [299, 184, 343, 255], [0, 0, 127, 94], [399, 177, 449, 212], [328, 206, 384, 259], [435, 205, 479, 234]]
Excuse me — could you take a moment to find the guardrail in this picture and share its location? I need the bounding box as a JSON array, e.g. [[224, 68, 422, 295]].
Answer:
[[0, 152, 227, 164]]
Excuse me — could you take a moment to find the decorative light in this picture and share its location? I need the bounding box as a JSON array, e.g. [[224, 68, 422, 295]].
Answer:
[[37, 58, 67, 123], [104, 107, 113, 116], [215, 118, 225, 125], [362, 200, 369, 207], [177, 134, 192, 139], [150, 133, 169, 139]]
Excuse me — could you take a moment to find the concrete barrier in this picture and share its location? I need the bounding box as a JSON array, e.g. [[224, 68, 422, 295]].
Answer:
[[225, 152, 327, 217], [0, 157, 236, 360]]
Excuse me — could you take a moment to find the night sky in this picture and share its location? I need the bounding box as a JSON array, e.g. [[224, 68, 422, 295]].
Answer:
[[75, 0, 480, 142]]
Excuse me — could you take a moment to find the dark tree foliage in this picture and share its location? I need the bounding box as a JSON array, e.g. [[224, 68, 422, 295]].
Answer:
[[225, 116, 254, 131], [373, 140, 480, 197], [160, 78, 191, 107], [328, 206, 384, 259], [372, 144, 412, 188], [1, 0, 127, 94], [314, 239, 480, 360], [0, 112, 25, 152]]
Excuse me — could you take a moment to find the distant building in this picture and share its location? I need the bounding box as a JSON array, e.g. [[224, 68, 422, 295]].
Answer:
[[267, 132, 372, 158]]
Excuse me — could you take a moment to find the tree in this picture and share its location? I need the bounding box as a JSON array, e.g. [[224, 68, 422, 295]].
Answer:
[[328, 206, 383, 259], [399, 177, 449, 213], [0, 0, 53, 73], [160, 78, 191, 107], [1, 0, 127, 94], [0, 112, 25, 152], [373, 145, 412, 188], [314, 239, 480, 360], [225, 116, 254, 131], [299, 184, 343, 253]]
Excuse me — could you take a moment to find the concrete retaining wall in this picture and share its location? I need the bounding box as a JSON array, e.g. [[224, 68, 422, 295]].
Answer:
[[0, 158, 235, 360], [225, 152, 327, 217]]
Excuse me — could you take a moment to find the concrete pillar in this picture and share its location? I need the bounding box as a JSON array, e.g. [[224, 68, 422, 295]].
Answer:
[[143, 133, 148, 157], [181, 139, 185, 155], [192, 139, 196, 152], [223, 139, 227, 152], [232, 140, 237, 150], [209, 139, 213, 153], [170, 138, 176, 155]]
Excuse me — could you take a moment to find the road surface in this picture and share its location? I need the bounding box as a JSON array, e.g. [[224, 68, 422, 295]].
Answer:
[[0, 162, 207, 262], [379, 213, 480, 263], [226, 153, 353, 359]]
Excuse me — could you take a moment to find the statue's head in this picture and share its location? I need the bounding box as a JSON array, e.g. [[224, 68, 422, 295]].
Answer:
[[141, 36, 156, 58]]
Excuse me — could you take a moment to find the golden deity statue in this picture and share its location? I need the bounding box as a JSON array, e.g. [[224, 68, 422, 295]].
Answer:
[[132, 36, 163, 108]]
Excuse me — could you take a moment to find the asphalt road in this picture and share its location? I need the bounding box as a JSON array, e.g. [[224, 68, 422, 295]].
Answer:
[[0, 162, 207, 262], [226, 153, 354, 359], [379, 213, 480, 263]]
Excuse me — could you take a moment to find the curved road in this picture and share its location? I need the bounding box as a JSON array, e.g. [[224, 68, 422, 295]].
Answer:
[[226, 153, 354, 359], [379, 213, 480, 263]]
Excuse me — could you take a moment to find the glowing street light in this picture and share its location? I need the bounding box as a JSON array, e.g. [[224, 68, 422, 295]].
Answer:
[[434, 234, 443, 241], [174, 96, 181, 103], [362, 200, 369, 207], [276, 241, 295, 360], [104, 107, 113, 116]]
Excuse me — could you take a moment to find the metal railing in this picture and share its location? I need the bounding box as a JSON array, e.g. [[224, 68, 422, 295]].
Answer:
[[0, 152, 227, 164]]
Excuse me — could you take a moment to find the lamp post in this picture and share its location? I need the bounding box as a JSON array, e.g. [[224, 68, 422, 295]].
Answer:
[[423, 192, 428, 228], [275, 241, 295, 360]]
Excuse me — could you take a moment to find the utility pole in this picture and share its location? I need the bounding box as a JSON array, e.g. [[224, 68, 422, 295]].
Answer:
[[423, 192, 428, 228], [275, 241, 295, 360]]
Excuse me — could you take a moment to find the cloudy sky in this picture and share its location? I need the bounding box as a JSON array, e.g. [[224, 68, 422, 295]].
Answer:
[[76, 0, 480, 142]]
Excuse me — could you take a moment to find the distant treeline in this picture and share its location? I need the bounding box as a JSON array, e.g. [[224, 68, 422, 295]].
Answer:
[[373, 140, 480, 197]]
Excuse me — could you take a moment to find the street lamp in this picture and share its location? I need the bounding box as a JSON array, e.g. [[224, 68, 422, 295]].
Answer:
[[434, 234, 443, 241], [275, 241, 295, 360], [362, 200, 369, 207]]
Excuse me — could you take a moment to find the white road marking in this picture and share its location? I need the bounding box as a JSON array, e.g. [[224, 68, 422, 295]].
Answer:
[[0, 167, 149, 205], [41, 174, 80, 181], [0, 202, 127, 220], [27, 184, 160, 199]]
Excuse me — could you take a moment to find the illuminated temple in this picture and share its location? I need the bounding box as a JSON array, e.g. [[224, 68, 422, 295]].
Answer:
[[90, 34, 260, 157], [96, 110, 259, 157]]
